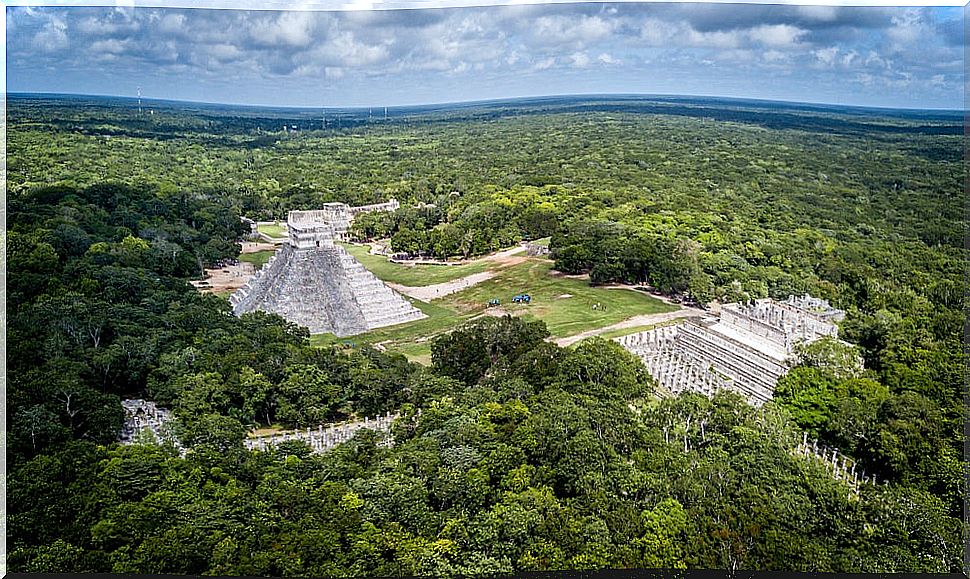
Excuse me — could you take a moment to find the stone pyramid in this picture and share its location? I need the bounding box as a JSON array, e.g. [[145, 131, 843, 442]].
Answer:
[[230, 206, 425, 337]]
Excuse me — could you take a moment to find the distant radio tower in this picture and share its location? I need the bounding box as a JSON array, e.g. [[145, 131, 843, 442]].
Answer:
[[137, 87, 142, 114], [384, 106, 388, 121]]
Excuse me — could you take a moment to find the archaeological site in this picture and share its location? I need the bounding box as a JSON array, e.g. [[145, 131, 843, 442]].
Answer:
[[616, 295, 853, 406], [229, 200, 425, 336]]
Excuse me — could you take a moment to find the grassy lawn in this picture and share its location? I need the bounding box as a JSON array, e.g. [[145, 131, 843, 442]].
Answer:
[[239, 250, 275, 268], [389, 342, 433, 366], [306, 253, 677, 364], [340, 242, 489, 286], [257, 223, 288, 239], [439, 260, 677, 338], [309, 298, 474, 364]]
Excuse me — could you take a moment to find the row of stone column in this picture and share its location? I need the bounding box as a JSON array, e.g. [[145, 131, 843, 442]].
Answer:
[[795, 431, 878, 490], [245, 411, 401, 454], [616, 324, 680, 353], [643, 350, 725, 399]]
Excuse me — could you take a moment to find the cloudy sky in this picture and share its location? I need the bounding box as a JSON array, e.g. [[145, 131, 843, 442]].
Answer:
[[6, 2, 965, 109]]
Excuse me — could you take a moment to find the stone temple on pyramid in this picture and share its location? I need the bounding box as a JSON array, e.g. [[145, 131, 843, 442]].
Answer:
[[229, 200, 426, 336], [615, 295, 853, 406]]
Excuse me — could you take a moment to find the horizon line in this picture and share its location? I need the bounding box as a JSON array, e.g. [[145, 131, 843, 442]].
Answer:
[[8, 90, 965, 114]]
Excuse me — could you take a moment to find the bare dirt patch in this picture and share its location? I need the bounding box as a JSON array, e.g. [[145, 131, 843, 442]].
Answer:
[[191, 261, 256, 294], [548, 270, 590, 280], [241, 241, 280, 254]]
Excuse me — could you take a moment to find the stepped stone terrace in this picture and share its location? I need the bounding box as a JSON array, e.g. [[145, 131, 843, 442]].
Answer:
[[616, 295, 849, 406], [230, 200, 424, 336]]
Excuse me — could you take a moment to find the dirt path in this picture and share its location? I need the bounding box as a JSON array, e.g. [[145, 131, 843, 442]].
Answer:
[[190, 242, 281, 295], [387, 271, 498, 301], [551, 307, 706, 347], [383, 244, 532, 300], [484, 244, 528, 264]]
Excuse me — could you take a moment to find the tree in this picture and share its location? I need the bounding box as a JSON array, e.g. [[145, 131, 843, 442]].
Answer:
[[634, 498, 689, 569]]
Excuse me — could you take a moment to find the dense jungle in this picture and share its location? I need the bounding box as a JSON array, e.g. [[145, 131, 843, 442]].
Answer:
[[6, 93, 966, 575]]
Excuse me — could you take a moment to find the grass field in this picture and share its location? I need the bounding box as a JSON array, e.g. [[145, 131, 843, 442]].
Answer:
[[309, 297, 475, 355], [339, 243, 490, 286], [238, 250, 275, 268], [257, 223, 288, 239], [439, 260, 677, 337], [307, 256, 677, 365]]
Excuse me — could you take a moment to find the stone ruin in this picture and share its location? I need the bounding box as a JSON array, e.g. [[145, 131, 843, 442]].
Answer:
[[795, 432, 879, 492], [230, 200, 425, 336], [616, 295, 850, 406], [119, 399, 184, 453], [525, 242, 551, 257], [245, 411, 402, 454]]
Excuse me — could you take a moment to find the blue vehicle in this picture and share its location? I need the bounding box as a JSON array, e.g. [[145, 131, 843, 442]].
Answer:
[[512, 294, 532, 304]]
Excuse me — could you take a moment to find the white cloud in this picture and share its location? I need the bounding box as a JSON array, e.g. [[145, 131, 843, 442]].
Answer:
[[33, 15, 69, 53], [305, 29, 389, 69], [638, 19, 674, 46], [249, 11, 318, 48], [6, 3, 962, 109], [531, 15, 614, 48], [531, 56, 556, 71], [158, 13, 186, 34], [795, 6, 839, 22], [687, 28, 743, 49], [887, 9, 925, 48], [569, 51, 590, 68], [597, 53, 620, 65], [206, 43, 243, 62], [762, 50, 787, 63], [748, 24, 804, 48], [90, 38, 130, 55], [813, 46, 839, 66]]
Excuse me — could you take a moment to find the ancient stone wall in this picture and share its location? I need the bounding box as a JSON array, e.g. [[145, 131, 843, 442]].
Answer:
[[119, 399, 185, 454]]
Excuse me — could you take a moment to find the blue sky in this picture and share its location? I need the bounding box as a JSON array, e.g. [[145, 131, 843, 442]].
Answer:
[[6, 2, 965, 109]]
